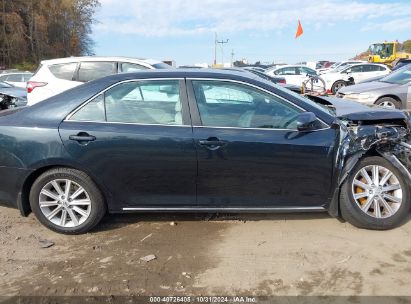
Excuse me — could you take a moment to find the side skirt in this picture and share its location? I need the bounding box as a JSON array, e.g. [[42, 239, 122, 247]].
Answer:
[[119, 206, 327, 213]]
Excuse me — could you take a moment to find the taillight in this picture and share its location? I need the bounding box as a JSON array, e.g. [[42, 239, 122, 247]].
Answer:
[[27, 81, 47, 93], [278, 78, 286, 84]]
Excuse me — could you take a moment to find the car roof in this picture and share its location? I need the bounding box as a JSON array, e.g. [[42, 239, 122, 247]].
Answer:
[[40, 56, 163, 66], [341, 63, 387, 68], [105, 68, 256, 80], [340, 60, 364, 63]]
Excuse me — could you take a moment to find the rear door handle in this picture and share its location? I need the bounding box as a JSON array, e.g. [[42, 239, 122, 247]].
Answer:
[[199, 138, 227, 150], [69, 133, 96, 143]]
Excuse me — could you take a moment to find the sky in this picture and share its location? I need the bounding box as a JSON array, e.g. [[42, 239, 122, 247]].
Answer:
[[92, 0, 411, 66]]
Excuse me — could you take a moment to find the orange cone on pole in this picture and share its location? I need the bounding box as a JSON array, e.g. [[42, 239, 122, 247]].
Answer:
[[295, 20, 303, 38]]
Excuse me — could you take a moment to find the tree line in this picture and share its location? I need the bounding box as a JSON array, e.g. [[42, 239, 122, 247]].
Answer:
[[0, 0, 100, 70]]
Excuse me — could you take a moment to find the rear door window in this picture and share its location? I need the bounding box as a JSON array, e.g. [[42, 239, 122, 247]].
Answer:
[[300, 67, 316, 76], [105, 80, 182, 125], [70, 80, 183, 125], [350, 65, 363, 73], [78, 62, 117, 82], [275, 67, 297, 75], [362, 65, 378, 72], [49, 63, 78, 80]]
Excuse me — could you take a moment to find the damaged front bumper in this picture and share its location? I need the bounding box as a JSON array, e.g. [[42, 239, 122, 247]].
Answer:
[[328, 114, 411, 217]]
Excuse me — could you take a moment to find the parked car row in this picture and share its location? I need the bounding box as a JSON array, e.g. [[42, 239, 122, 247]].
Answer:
[[0, 56, 408, 111], [320, 63, 390, 94], [337, 64, 411, 109]]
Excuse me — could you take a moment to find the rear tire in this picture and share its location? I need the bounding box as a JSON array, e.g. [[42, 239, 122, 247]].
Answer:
[[340, 157, 410, 230], [29, 168, 106, 234], [375, 97, 401, 109]]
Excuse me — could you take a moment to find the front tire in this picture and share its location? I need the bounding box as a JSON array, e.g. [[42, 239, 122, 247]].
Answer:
[[340, 157, 410, 230], [331, 80, 347, 94], [29, 168, 106, 234]]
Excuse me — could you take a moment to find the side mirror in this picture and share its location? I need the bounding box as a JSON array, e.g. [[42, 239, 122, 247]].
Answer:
[[296, 112, 319, 131], [344, 69, 352, 74]]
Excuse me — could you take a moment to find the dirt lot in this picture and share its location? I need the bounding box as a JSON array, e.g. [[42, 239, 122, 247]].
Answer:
[[1, 206, 411, 297]]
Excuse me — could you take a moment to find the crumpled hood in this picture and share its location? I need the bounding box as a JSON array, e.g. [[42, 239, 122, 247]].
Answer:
[[0, 87, 27, 99], [311, 96, 408, 122], [339, 81, 397, 94]]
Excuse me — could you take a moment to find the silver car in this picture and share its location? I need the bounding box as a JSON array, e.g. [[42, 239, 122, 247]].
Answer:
[[337, 65, 411, 109]]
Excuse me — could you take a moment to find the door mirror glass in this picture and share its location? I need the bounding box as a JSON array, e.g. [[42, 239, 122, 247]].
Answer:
[[296, 112, 319, 131]]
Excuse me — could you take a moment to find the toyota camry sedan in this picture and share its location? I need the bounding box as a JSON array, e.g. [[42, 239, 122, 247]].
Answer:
[[0, 69, 410, 234]]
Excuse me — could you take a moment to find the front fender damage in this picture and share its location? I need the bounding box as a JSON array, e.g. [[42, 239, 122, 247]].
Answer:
[[328, 117, 411, 217]]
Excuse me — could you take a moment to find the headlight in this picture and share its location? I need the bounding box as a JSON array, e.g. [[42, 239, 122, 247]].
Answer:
[[343, 93, 375, 102]]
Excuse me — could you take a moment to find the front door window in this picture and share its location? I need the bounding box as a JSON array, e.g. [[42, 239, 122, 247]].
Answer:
[[192, 80, 302, 130]]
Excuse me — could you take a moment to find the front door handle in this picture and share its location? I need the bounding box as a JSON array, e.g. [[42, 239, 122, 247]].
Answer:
[[69, 132, 96, 143], [199, 137, 226, 150]]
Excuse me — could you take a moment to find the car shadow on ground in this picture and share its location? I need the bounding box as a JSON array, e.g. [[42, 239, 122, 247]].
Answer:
[[93, 212, 335, 233]]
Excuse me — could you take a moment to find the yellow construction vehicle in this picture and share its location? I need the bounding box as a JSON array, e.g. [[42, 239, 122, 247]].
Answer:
[[368, 41, 411, 67]]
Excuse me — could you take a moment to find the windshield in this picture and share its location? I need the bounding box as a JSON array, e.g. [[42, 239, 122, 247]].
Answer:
[[369, 43, 394, 58], [380, 66, 411, 85], [330, 62, 340, 69], [334, 64, 349, 72]]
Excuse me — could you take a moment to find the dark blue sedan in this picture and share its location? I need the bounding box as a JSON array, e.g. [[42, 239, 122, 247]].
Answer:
[[0, 69, 410, 234]]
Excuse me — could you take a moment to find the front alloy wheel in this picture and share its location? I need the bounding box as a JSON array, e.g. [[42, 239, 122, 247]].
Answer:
[[377, 101, 396, 109], [340, 156, 410, 230], [352, 165, 402, 219]]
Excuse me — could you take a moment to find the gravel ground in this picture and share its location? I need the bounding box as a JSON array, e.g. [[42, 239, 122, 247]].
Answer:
[[0, 206, 411, 296]]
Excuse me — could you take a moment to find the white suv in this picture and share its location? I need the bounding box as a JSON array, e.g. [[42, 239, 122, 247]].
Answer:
[[320, 63, 390, 94], [27, 57, 171, 105]]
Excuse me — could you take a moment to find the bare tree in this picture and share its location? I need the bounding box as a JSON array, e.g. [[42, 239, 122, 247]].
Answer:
[[0, 0, 100, 69]]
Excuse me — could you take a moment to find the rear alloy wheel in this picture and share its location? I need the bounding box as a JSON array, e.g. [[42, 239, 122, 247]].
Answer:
[[39, 179, 92, 227], [331, 80, 346, 95], [340, 157, 410, 230], [30, 168, 106, 234], [375, 97, 401, 109]]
